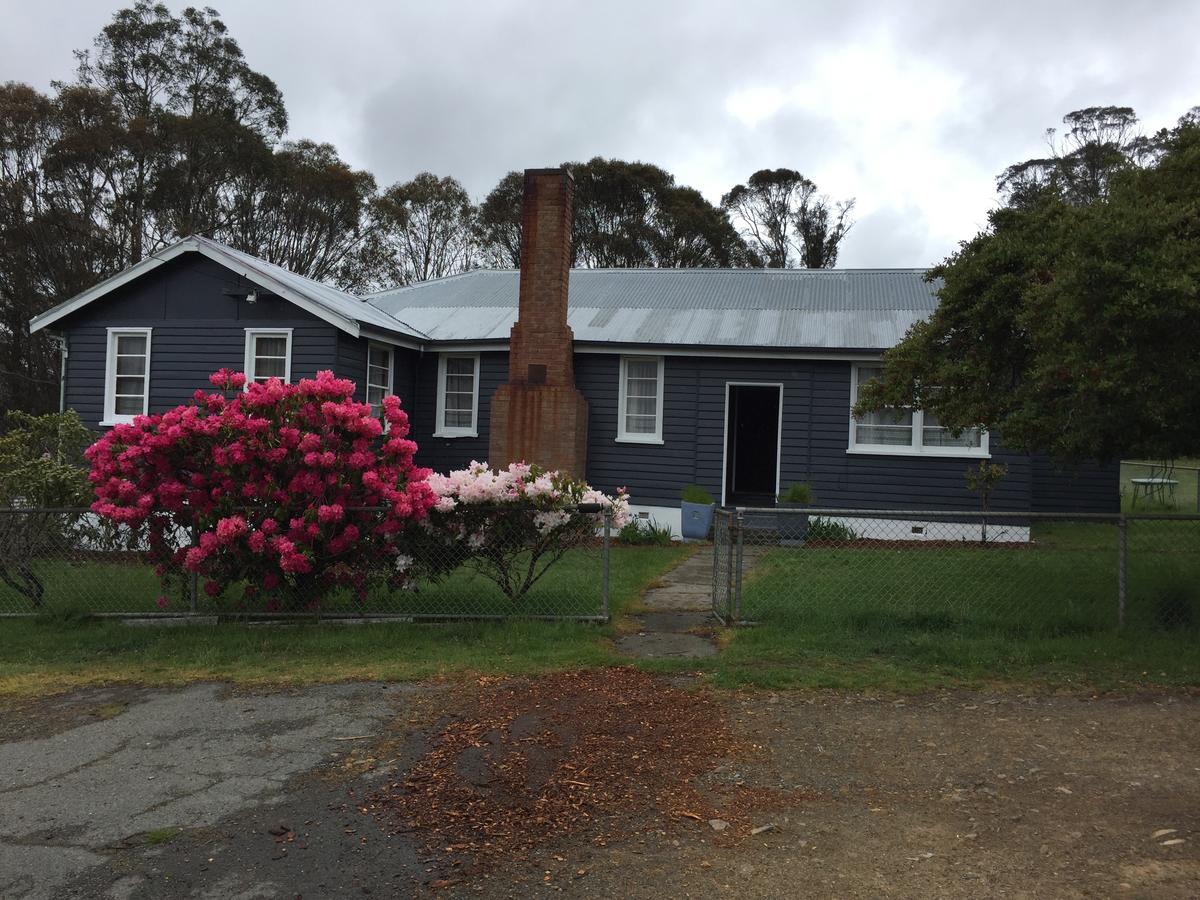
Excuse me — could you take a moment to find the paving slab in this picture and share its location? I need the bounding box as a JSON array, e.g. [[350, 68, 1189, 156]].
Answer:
[[618, 546, 719, 660], [614, 631, 718, 659]]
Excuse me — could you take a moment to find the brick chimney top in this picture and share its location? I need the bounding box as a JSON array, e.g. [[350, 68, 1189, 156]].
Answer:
[[511, 167, 575, 386], [488, 167, 589, 476]]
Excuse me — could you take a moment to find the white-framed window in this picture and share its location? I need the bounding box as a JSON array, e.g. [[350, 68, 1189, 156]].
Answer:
[[848, 364, 988, 457], [243, 328, 292, 384], [434, 353, 479, 437], [101, 327, 152, 425], [366, 342, 393, 418], [617, 355, 665, 444]]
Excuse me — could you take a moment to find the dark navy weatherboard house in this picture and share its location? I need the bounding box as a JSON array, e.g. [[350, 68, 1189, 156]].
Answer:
[[29, 168, 1116, 537]]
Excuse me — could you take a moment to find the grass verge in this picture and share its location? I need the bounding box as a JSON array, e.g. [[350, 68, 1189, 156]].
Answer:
[[0, 545, 690, 697]]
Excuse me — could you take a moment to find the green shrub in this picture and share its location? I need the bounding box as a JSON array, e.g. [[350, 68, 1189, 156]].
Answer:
[[807, 517, 859, 541], [0, 410, 93, 507], [617, 517, 674, 546], [779, 482, 814, 504], [681, 484, 714, 505], [0, 410, 97, 609]]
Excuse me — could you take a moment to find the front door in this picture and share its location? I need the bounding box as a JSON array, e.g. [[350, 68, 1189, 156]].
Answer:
[[724, 384, 781, 507]]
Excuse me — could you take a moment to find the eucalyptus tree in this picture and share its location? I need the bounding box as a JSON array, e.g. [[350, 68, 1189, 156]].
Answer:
[[722, 167, 854, 268]]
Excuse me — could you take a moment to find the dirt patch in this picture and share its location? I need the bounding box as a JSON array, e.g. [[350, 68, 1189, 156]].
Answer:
[[453, 689, 1200, 898], [0, 683, 163, 742], [364, 668, 795, 876]]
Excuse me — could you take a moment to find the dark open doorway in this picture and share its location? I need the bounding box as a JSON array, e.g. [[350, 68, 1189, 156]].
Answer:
[[723, 384, 781, 507]]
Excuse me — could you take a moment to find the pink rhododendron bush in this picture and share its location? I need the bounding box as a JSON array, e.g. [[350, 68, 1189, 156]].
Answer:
[[415, 461, 630, 601], [85, 369, 437, 609], [85, 369, 630, 612]]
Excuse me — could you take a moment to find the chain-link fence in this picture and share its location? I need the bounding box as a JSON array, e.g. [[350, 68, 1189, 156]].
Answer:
[[713, 507, 1200, 634], [0, 507, 611, 621]]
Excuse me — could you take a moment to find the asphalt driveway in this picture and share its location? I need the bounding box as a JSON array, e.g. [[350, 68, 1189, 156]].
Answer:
[[0, 682, 426, 898]]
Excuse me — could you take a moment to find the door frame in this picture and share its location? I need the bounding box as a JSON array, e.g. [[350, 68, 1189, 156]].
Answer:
[[720, 381, 784, 508]]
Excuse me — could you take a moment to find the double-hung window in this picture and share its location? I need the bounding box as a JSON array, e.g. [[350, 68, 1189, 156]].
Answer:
[[617, 355, 664, 444], [102, 327, 152, 424], [244, 329, 292, 384], [366, 343, 393, 418], [434, 353, 479, 437], [848, 364, 987, 457]]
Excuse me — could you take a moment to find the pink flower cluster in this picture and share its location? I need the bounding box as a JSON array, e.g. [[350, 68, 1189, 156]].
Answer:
[[85, 369, 437, 604], [428, 460, 631, 530]]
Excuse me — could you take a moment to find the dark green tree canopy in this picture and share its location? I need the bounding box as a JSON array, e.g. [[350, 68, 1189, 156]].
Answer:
[[475, 170, 523, 267], [857, 111, 1200, 463], [478, 159, 753, 269], [368, 172, 477, 287]]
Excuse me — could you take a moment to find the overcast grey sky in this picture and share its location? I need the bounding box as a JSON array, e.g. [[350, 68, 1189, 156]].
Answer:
[[4, 1, 1198, 267]]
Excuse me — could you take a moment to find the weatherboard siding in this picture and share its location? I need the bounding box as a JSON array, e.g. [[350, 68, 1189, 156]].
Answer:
[[51, 254, 1116, 513], [576, 354, 1046, 512], [1030, 456, 1120, 514], [332, 333, 418, 408], [62, 254, 340, 430], [405, 351, 509, 473]]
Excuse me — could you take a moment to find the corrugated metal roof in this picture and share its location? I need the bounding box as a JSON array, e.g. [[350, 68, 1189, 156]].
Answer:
[[367, 268, 939, 350]]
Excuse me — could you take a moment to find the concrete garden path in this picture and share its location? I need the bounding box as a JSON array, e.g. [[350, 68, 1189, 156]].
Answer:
[[614, 545, 719, 659]]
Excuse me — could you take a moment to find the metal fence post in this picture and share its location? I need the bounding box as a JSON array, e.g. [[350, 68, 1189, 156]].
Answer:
[[1117, 515, 1127, 629], [188, 523, 199, 616], [711, 512, 720, 605], [601, 511, 611, 621], [733, 510, 745, 624], [721, 513, 735, 623]]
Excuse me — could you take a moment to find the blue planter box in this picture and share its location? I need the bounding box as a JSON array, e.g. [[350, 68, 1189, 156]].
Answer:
[[777, 502, 810, 544], [681, 501, 715, 540]]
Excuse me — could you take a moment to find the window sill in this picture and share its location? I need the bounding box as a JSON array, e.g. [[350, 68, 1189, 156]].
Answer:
[[616, 436, 665, 446], [433, 430, 478, 439], [847, 446, 991, 460], [98, 418, 139, 427]]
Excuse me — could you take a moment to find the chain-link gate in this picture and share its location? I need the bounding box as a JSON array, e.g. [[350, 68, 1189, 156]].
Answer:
[[711, 508, 734, 622]]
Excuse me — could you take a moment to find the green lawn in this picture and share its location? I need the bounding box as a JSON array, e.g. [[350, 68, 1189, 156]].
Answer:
[[4, 525, 1199, 698], [0, 545, 691, 696], [0, 545, 686, 619], [736, 521, 1199, 632], [697, 520, 1200, 691]]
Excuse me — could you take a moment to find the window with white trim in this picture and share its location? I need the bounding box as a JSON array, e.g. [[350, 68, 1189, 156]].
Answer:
[[617, 355, 664, 444], [366, 343, 393, 417], [434, 353, 479, 437], [102, 328, 152, 424], [243, 329, 292, 384], [849, 364, 987, 457]]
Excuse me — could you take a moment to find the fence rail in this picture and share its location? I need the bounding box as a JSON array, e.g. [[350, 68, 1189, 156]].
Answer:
[[0, 507, 612, 621], [712, 507, 1200, 633]]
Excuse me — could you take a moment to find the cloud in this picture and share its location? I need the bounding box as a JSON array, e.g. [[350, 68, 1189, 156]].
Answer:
[[4, 0, 1197, 268]]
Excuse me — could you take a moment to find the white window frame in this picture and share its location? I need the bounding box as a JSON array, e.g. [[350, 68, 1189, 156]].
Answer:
[[243, 328, 293, 385], [434, 353, 480, 438], [848, 363, 989, 458], [616, 355, 666, 445], [365, 341, 394, 417], [101, 327, 152, 426]]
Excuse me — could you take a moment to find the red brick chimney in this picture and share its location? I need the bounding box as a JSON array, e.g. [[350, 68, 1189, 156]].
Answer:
[[489, 168, 589, 476]]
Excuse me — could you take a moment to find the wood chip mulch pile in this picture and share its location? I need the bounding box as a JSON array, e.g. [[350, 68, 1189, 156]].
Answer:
[[362, 667, 787, 867]]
